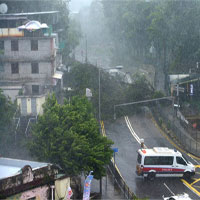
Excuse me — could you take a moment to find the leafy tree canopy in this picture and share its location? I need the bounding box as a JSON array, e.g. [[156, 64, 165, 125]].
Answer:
[[29, 94, 113, 179], [0, 89, 15, 130], [102, 0, 200, 74], [64, 62, 126, 119], [126, 73, 154, 102], [0, 89, 16, 153], [64, 62, 157, 119]]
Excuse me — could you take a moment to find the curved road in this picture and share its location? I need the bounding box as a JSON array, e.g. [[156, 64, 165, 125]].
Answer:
[[105, 113, 200, 200]]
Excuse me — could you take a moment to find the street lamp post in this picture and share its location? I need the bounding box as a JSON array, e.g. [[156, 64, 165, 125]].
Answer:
[[114, 105, 116, 120], [99, 67, 101, 122], [85, 35, 88, 64], [113, 97, 173, 120]]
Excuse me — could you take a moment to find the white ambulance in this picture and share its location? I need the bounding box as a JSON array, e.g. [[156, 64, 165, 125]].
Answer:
[[136, 147, 195, 180]]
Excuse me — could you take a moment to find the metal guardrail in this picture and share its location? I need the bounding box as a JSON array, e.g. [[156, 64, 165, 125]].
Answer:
[[152, 105, 200, 157], [25, 117, 37, 137], [14, 117, 20, 144], [108, 160, 138, 200], [100, 120, 140, 200]]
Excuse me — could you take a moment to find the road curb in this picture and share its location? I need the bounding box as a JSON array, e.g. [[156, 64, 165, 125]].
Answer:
[[150, 114, 200, 161], [100, 120, 138, 200]]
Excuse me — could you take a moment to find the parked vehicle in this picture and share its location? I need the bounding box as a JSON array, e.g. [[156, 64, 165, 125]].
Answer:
[[136, 147, 195, 180], [162, 193, 192, 200]]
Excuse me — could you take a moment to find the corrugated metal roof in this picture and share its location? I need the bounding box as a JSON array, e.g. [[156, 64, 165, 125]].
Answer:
[[0, 11, 59, 16], [0, 157, 49, 179]]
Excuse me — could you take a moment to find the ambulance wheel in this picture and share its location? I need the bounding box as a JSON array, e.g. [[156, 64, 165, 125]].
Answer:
[[147, 172, 155, 181], [184, 172, 191, 179]]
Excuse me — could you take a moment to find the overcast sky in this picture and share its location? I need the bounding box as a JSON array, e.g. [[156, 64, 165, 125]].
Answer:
[[69, 0, 93, 13]]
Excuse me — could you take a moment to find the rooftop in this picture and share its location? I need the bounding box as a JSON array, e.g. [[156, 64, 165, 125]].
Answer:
[[0, 10, 59, 17], [139, 147, 181, 156], [0, 157, 49, 180]]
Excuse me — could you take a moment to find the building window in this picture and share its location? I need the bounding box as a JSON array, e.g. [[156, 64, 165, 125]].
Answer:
[[32, 85, 39, 94], [11, 40, 18, 51], [31, 40, 38, 51], [0, 61, 4, 72], [31, 62, 39, 74], [0, 41, 4, 53], [11, 63, 19, 74]]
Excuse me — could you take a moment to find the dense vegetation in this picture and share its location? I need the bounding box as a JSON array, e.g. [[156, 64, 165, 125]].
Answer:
[[0, 90, 16, 154], [102, 0, 200, 85], [29, 94, 113, 179], [64, 62, 160, 120]]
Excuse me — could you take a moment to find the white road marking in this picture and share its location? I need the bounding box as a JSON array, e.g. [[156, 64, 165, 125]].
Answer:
[[124, 115, 200, 198], [164, 182, 175, 196], [125, 116, 147, 147], [188, 155, 200, 165]]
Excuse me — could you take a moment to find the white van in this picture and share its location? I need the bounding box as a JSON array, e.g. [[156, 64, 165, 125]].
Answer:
[[136, 147, 195, 180], [163, 193, 192, 200]]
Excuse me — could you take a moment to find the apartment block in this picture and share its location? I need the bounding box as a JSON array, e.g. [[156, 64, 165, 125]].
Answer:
[[0, 0, 64, 116]]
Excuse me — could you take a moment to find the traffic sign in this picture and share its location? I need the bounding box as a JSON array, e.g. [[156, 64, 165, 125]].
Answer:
[[173, 85, 185, 93], [112, 147, 118, 153]]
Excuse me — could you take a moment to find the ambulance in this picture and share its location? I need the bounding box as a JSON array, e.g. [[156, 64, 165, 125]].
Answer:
[[136, 147, 195, 180]]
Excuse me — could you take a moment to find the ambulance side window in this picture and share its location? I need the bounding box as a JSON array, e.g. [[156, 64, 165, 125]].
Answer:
[[176, 157, 187, 165], [144, 156, 157, 165], [158, 156, 173, 165], [144, 156, 173, 165]]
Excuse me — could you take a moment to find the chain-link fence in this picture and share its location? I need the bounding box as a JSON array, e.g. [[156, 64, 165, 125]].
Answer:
[[152, 105, 200, 156]]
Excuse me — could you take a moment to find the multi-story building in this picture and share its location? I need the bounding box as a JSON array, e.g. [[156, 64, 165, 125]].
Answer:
[[0, 0, 65, 116]]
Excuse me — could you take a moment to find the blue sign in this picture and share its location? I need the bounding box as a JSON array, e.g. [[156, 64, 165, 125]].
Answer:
[[112, 147, 118, 153]]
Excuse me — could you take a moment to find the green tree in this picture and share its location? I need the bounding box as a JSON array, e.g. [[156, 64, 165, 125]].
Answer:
[[64, 62, 126, 119], [102, 0, 155, 66], [64, 62, 159, 119], [29, 94, 113, 179], [0, 90, 15, 129], [102, 0, 200, 89], [126, 74, 154, 102], [0, 89, 16, 152], [66, 18, 82, 59]]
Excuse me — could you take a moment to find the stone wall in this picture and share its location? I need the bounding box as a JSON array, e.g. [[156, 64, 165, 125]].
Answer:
[[0, 164, 58, 199]]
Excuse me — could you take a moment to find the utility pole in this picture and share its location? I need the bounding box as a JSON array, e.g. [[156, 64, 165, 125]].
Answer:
[[85, 35, 88, 64], [99, 68, 101, 122], [98, 66, 102, 195]]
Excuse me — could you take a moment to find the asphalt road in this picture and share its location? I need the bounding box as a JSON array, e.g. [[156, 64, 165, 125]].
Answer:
[[105, 113, 200, 200]]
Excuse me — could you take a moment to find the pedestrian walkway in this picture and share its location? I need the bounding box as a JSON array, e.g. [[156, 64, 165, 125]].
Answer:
[[87, 170, 125, 200], [154, 105, 200, 159], [102, 171, 125, 200]]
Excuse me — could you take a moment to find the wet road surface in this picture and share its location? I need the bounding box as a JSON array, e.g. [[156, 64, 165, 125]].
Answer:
[[105, 114, 200, 200]]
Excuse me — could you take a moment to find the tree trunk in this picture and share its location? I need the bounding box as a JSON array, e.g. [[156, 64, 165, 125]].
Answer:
[[100, 177, 102, 194]]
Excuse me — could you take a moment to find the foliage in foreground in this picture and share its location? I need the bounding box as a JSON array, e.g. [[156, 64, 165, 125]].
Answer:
[[0, 89, 16, 152], [29, 94, 113, 179]]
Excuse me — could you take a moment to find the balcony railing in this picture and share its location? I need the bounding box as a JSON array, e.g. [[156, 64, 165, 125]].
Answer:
[[0, 28, 24, 37]]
